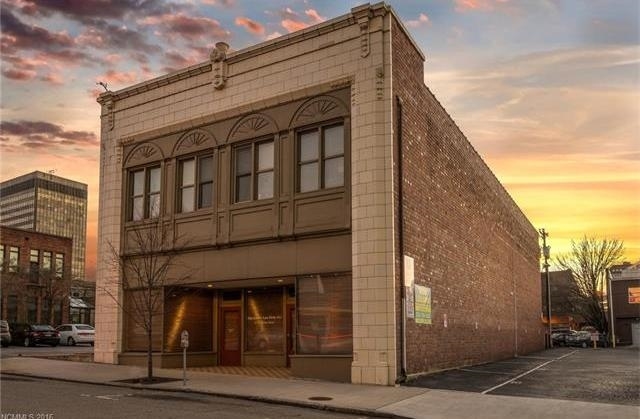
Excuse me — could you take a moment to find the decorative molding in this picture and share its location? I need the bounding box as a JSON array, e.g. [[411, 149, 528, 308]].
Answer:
[[176, 129, 213, 152], [358, 18, 370, 58], [229, 113, 277, 142], [210, 41, 229, 90], [291, 96, 347, 127], [125, 142, 163, 166]]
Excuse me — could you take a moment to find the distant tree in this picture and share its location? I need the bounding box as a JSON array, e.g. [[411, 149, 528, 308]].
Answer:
[[556, 237, 624, 333], [39, 268, 72, 326], [105, 221, 192, 382]]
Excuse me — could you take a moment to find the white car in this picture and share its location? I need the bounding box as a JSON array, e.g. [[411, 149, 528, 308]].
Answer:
[[56, 324, 95, 346]]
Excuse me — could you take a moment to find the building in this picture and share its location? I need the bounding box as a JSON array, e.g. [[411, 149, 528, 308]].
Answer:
[[95, 3, 544, 385], [0, 171, 88, 281], [0, 226, 72, 325], [541, 270, 584, 331], [610, 263, 640, 346]]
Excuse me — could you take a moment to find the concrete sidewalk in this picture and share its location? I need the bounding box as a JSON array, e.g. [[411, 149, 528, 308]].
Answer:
[[1, 357, 637, 419]]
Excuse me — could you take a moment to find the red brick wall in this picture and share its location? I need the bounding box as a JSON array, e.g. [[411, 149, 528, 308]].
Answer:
[[0, 226, 72, 324], [391, 19, 545, 375]]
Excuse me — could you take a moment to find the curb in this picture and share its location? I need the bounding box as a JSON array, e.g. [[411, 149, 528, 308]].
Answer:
[[0, 372, 413, 419]]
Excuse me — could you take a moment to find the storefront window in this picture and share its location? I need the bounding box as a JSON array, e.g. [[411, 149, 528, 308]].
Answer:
[[245, 289, 283, 352], [297, 274, 352, 355]]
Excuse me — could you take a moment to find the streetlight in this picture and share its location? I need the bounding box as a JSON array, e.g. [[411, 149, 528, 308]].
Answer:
[[539, 228, 552, 348]]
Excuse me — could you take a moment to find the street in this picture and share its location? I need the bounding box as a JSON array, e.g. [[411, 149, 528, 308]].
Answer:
[[0, 376, 369, 419], [406, 347, 640, 406]]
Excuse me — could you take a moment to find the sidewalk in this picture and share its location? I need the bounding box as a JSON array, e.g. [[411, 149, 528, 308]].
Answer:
[[1, 357, 637, 419]]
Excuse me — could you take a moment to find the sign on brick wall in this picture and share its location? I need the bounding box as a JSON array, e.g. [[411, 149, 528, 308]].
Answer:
[[629, 287, 640, 304], [414, 285, 432, 325]]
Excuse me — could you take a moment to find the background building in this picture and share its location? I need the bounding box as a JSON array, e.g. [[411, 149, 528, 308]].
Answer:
[[541, 270, 584, 331], [610, 263, 640, 346], [95, 3, 544, 385], [0, 171, 88, 281], [0, 226, 72, 325]]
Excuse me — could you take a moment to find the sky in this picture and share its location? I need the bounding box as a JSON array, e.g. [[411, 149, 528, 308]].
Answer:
[[0, 0, 638, 281]]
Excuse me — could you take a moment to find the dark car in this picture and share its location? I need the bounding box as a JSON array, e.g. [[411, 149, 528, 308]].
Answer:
[[551, 330, 574, 347], [10, 324, 60, 347], [565, 330, 592, 348], [1, 320, 11, 347]]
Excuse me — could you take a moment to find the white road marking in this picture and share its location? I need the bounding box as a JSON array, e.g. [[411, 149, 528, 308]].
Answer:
[[458, 368, 512, 375], [481, 350, 577, 395]]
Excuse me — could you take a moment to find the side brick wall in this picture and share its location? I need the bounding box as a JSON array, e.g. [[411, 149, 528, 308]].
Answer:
[[391, 19, 545, 374]]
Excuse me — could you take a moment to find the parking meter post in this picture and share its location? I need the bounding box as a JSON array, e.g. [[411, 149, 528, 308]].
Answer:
[[180, 330, 189, 386]]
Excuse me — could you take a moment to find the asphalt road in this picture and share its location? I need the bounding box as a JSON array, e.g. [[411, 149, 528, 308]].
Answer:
[[406, 347, 640, 406], [0, 376, 370, 419]]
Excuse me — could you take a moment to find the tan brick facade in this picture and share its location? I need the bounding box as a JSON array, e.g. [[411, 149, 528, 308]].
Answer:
[[96, 3, 543, 385]]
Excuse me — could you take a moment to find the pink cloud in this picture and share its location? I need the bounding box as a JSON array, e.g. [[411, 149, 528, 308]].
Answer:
[[138, 13, 230, 42], [454, 0, 510, 12], [40, 73, 64, 85], [406, 13, 430, 28], [2, 68, 36, 81], [235, 16, 264, 35], [280, 8, 326, 33], [100, 69, 138, 85]]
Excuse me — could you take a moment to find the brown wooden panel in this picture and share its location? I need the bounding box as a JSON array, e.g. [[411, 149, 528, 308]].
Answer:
[[163, 289, 213, 352]]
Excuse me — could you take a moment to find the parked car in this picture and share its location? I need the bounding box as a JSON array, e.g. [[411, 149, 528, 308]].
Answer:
[[10, 324, 60, 347], [565, 330, 592, 348], [56, 324, 95, 346], [1, 320, 11, 347], [551, 330, 574, 347]]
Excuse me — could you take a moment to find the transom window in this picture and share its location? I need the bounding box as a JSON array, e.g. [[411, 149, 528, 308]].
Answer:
[[178, 155, 214, 213], [234, 140, 274, 203], [128, 166, 161, 221], [298, 123, 344, 193]]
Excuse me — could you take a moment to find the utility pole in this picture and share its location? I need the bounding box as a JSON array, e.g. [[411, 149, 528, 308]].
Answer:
[[539, 228, 552, 348]]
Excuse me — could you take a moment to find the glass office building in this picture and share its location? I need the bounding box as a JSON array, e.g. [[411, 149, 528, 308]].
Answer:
[[0, 171, 87, 281]]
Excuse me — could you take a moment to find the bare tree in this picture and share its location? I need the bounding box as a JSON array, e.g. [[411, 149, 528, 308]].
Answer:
[[556, 237, 624, 333], [105, 221, 192, 382]]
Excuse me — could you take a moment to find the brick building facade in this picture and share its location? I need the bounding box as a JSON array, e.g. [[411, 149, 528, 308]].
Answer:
[[0, 226, 72, 325], [95, 3, 544, 385], [610, 263, 640, 345]]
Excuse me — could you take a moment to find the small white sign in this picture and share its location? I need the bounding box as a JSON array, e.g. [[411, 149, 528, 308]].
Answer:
[[404, 255, 415, 287], [181, 330, 189, 348]]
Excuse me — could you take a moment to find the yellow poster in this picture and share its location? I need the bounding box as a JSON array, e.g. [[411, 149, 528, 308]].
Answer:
[[628, 287, 640, 304], [414, 285, 432, 325]]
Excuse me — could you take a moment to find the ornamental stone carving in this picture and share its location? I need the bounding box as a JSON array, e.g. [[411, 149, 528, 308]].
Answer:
[[125, 142, 163, 167], [176, 129, 214, 153], [291, 96, 347, 128], [228, 114, 277, 142], [210, 41, 229, 90]]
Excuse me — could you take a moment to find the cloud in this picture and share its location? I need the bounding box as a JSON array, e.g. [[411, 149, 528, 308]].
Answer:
[[138, 13, 230, 43], [280, 8, 325, 33], [2, 68, 36, 81], [235, 16, 264, 35], [406, 13, 430, 28], [1, 8, 74, 52], [454, 0, 512, 13], [266, 31, 282, 40], [201, 0, 235, 6], [99, 69, 139, 85], [0, 120, 98, 150]]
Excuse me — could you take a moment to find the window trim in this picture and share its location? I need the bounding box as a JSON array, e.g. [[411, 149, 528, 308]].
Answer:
[[177, 152, 215, 214], [127, 164, 162, 221], [296, 121, 345, 194], [232, 137, 275, 204]]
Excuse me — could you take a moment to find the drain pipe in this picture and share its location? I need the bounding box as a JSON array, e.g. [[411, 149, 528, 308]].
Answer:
[[395, 95, 407, 384]]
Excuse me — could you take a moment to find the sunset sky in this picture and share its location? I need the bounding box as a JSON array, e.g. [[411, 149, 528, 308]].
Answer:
[[1, 0, 638, 280]]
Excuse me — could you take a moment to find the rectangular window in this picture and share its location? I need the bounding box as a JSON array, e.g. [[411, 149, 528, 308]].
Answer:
[[55, 253, 64, 279], [8, 246, 19, 272], [234, 140, 274, 203], [128, 166, 161, 220], [30, 249, 39, 283], [297, 274, 352, 355], [245, 289, 283, 352], [179, 155, 213, 213], [298, 124, 344, 193], [42, 251, 52, 273]]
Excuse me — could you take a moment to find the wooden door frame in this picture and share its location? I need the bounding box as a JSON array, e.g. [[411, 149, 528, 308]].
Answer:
[[218, 305, 242, 366]]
